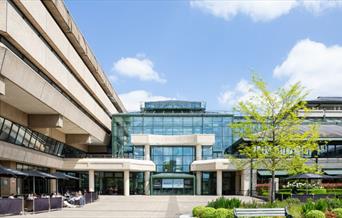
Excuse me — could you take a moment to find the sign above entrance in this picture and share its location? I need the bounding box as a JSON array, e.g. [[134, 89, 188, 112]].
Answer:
[[162, 179, 184, 189]]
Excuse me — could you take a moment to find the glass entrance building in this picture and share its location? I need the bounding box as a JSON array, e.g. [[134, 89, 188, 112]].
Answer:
[[111, 101, 236, 195]]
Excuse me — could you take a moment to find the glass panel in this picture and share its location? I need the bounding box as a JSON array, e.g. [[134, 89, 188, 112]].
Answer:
[[0, 120, 12, 140], [15, 127, 26, 145], [8, 124, 19, 143]]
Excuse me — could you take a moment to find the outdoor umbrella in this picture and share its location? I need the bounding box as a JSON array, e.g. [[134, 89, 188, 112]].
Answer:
[[286, 173, 335, 180], [26, 170, 57, 194], [52, 172, 79, 194], [286, 173, 335, 194], [0, 166, 28, 177]]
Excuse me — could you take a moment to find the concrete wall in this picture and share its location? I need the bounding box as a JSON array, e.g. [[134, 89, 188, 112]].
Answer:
[[0, 0, 112, 130], [13, 0, 119, 116], [0, 140, 64, 169], [0, 44, 109, 144], [0, 100, 28, 126], [41, 0, 125, 113]]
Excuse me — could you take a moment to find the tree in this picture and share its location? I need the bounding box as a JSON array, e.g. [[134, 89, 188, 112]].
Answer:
[[230, 75, 320, 202]]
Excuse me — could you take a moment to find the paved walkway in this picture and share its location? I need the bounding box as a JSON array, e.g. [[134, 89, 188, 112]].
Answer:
[[12, 195, 259, 218]]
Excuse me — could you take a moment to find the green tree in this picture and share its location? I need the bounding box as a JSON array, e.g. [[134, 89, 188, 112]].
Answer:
[[230, 75, 320, 202]]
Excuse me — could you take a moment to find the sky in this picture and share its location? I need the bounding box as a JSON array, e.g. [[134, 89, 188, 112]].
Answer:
[[64, 0, 342, 112]]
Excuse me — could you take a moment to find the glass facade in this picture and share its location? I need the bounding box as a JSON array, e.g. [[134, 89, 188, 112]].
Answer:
[[95, 172, 124, 195], [151, 146, 195, 173], [112, 102, 234, 159]]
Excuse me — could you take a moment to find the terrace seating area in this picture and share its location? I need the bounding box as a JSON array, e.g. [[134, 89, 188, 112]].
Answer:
[[0, 165, 99, 216]]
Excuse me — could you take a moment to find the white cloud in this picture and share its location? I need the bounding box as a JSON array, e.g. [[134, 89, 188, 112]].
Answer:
[[218, 79, 256, 107], [190, 0, 342, 22], [274, 39, 342, 98], [119, 90, 175, 112], [113, 56, 166, 83]]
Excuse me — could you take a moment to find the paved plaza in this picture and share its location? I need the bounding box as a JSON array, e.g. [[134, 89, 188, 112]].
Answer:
[[11, 195, 259, 218]]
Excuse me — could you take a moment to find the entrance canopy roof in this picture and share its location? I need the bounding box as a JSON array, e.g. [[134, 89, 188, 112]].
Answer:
[[131, 134, 215, 146], [151, 173, 195, 179]]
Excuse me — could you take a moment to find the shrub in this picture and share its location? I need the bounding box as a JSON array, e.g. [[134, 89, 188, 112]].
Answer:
[[332, 208, 342, 218], [315, 199, 328, 212], [193, 206, 206, 217], [288, 204, 303, 218], [327, 199, 342, 210], [311, 188, 327, 195], [201, 207, 216, 218], [207, 197, 241, 209], [207, 197, 226, 209], [214, 208, 233, 218], [305, 210, 325, 218], [302, 199, 316, 214]]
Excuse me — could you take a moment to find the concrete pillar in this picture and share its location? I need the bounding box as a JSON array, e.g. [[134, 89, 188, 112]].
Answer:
[[124, 170, 130, 196], [196, 171, 201, 195], [88, 170, 95, 192], [1, 161, 17, 195], [144, 171, 150, 195], [50, 168, 57, 193], [196, 144, 202, 161], [28, 114, 63, 128], [240, 168, 256, 196], [0, 77, 5, 95], [217, 170, 222, 196], [144, 144, 150, 160]]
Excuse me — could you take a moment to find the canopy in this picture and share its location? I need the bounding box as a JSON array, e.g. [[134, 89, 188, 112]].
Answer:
[[258, 170, 288, 177], [26, 170, 57, 179], [324, 169, 342, 176], [52, 172, 79, 180], [151, 173, 195, 179], [0, 166, 28, 177], [286, 173, 335, 180]]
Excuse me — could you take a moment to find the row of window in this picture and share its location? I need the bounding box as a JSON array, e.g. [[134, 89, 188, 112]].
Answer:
[[0, 116, 85, 158]]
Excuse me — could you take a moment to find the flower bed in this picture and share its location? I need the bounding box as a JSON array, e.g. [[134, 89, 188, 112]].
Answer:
[[192, 197, 342, 218]]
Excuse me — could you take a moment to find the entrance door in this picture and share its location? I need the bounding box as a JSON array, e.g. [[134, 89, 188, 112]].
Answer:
[[222, 172, 236, 195], [152, 178, 194, 195]]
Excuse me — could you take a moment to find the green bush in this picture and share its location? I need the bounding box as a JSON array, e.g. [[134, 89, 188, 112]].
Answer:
[[201, 207, 216, 218], [214, 208, 233, 218], [302, 199, 316, 214], [332, 208, 342, 218], [304, 210, 325, 218], [193, 206, 206, 217], [207, 197, 241, 209], [327, 198, 342, 210], [315, 199, 328, 212], [311, 189, 327, 195]]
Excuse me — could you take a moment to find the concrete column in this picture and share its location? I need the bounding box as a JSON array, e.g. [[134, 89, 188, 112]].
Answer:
[[196, 171, 201, 195], [50, 168, 57, 193], [144, 144, 150, 160], [124, 170, 130, 196], [196, 144, 202, 161], [240, 168, 256, 196], [0, 77, 5, 95], [1, 161, 17, 195], [144, 171, 150, 195], [88, 170, 95, 192], [217, 170, 222, 196]]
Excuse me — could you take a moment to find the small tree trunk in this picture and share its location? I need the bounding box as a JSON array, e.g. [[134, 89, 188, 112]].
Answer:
[[271, 170, 275, 203]]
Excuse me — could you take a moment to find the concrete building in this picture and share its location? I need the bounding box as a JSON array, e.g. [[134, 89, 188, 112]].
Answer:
[[1, 0, 342, 198], [0, 0, 127, 196]]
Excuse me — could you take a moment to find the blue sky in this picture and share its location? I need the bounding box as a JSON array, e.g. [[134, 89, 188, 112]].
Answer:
[[65, 0, 342, 111]]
